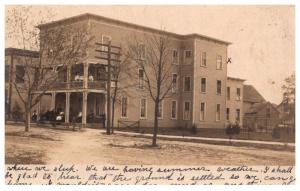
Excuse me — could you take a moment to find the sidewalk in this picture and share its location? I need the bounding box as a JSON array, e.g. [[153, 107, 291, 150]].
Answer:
[[113, 130, 295, 149]]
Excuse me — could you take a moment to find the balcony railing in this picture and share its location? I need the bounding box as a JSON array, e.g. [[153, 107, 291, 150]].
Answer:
[[40, 81, 106, 91]]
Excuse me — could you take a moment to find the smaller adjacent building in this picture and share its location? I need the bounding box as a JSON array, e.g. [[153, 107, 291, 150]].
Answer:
[[277, 100, 295, 129], [226, 77, 245, 127], [5, 48, 40, 120], [243, 85, 280, 132]]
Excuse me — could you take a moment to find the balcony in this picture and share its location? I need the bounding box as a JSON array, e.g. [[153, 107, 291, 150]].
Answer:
[[41, 80, 106, 91]]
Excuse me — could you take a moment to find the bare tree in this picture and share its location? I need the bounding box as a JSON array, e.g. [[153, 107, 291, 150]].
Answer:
[[126, 33, 174, 146], [6, 6, 92, 131], [110, 51, 133, 134], [282, 72, 295, 103]]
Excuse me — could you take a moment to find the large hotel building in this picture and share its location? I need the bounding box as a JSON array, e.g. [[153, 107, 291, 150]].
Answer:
[[6, 13, 245, 129]]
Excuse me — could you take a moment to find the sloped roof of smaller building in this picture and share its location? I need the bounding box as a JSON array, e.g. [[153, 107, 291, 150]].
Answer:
[[245, 101, 278, 114], [243, 85, 266, 103]]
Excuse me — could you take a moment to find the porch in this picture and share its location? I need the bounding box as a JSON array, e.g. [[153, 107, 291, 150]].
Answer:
[[35, 91, 106, 127]]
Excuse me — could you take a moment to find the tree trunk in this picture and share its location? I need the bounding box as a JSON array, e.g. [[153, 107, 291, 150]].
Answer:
[[152, 100, 159, 147], [111, 98, 116, 134], [25, 107, 31, 132]]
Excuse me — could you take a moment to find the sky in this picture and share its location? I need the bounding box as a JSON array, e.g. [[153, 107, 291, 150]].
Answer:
[[5, 5, 295, 104]]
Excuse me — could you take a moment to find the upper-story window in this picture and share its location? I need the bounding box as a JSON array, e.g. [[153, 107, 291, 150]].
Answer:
[[227, 87, 231, 100], [15, 65, 25, 83], [172, 73, 178, 93], [5, 65, 10, 83], [184, 76, 192, 92], [216, 55, 222, 70], [201, 78, 206, 93], [236, 88, 241, 101], [139, 43, 146, 60], [172, 49, 179, 64], [102, 35, 111, 51], [236, 109, 240, 122], [201, 52, 207, 67], [217, 80, 222, 95], [158, 101, 163, 119], [185, 50, 192, 58], [138, 68, 144, 89]]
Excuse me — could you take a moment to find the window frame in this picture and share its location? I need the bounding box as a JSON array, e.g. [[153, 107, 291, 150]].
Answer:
[[201, 77, 206, 93], [236, 88, 241, 101], [217, 80, 222, 95], [201, 51, 207, 67], [227, 87, 231, 100], [157, 100, 164, 119], [183, 101, 191, 120], [216, 103, 221, 121], [172, 49, 179, 65], [101, 35, 112, 51], [140, 98, 147, 119], [216, 55, 223, 70], [171, 100, 177, 120], [138, 68, 144, 89], [121, 96, 128, 118], [171, 73, 178, 93], [200, 102, 206, 121], [183, 76, 192, 92]]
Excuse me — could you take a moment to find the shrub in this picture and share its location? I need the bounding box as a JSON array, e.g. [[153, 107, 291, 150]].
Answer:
[[191, 123, 197, 134], [226, 122, 241, 144], [272, 127, 281, 139]]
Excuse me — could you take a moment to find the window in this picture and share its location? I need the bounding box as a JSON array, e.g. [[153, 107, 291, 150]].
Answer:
[[184, 76, 192, 92], [158, 101, 163, 119], [227, 87, 231, 100], [121, 97, 128, 118], [183, 101, 191, 120], [201, 52, 207, 67], [102, 35, 111, 51], [201, 78, 206, 93], [171, 101, 177, 119], [236, 88, 241, 101], [185, 50, 192, 59], [200, 102, 205, 121], [236, 109, 240, 122], [139, 43, 146, 60], [216, 55, 222, 70], [217, 80, 222, 95], [172, 50, 179, 64], [226, 108, 230, 121], [138, 68, 144, 89], [15, 65, 25, 83], [266, 108, 271, 118], [172, 73, 178, 93], [216, 104, 221, 121], [140, 98, 147, 118], [5, 65, 10, 83]]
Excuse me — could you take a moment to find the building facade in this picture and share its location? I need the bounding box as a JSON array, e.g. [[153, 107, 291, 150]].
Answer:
[[5, 48, 39, 120], [226, 77, 245, 127], [10, 13, 232, 129]]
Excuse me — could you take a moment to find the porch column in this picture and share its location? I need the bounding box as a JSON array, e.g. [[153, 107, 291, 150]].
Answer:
[[82, 91, 88, 126], [65, 92, 70, 123], [83, 63, 89, 89], [51, 92, 56, 111], [37, 99, 42, 120], [104, 94, 107, 127], [67, 65, 71, 89]]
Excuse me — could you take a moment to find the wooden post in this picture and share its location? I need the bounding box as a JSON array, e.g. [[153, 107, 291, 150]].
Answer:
[[51, 92, 56, 111], [65, 92, 70, 123], [106, 41, 111, 135], [82, 91, 87, 127]]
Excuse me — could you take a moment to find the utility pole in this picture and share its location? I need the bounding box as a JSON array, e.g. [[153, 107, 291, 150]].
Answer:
[[94, 41, 121, 135], [106, 41, 111, 135]]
